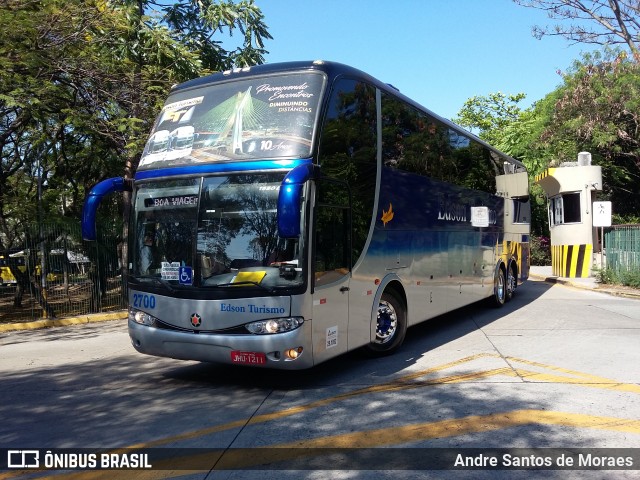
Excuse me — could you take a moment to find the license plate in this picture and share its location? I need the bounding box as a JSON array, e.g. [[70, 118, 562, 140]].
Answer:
[[231, 351, 267, 365]]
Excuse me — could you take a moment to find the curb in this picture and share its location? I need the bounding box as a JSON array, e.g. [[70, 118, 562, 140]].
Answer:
[[0, 311, 127, 333], [529, 273, 640, 300], [528, 272, 591, 290]]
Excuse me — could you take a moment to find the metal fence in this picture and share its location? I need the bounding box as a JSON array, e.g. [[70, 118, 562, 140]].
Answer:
[[605, 224, 640, 274], [0, 223, 126, 323]]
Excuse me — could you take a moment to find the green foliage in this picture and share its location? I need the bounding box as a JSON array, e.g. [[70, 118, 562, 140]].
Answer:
[[594, 267, 640, 288], [455, 46, 640, 229], [454, 92, 526, 147], [529, 235, 551, 266], [0, 0, 271, 250], [113, 0, 271, 72], [619, 270, 640, 288], [529, 184, 550, 237], [613, 213, 640, 224], [453, 91, 553, 235], [544, 49, 640, 219]]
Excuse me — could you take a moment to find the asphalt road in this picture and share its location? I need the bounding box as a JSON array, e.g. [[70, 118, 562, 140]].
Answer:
[[1, 277, 639, 480]]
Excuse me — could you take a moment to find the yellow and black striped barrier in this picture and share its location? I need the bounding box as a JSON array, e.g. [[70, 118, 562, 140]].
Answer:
[[534, 167, 557, 184], [551, 244, 592, 278], [496, 240, 528, 282]]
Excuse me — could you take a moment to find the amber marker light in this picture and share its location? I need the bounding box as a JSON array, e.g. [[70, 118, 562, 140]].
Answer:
[[285, 347, 303, 360]]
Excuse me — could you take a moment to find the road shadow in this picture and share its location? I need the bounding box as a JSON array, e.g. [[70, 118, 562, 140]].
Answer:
[[163, 278, 553, 389], [3, 277, 623, 476]]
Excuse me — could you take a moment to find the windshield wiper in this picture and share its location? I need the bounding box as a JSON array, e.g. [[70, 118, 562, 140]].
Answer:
[[131, 276, 177, 293], [214, 281, 275, 294]]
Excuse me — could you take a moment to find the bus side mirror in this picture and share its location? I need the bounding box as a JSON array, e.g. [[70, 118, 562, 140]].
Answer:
[[277, 163, 319, 238], [82, 177, 131, 241]]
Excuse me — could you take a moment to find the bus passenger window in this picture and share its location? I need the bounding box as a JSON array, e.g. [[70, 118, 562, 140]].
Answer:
[[318, 78, 377, 267]]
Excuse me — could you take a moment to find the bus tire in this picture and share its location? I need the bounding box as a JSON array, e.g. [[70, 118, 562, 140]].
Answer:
[[365, 291, 407, 356], [490, 266, 507, 307], [506, 263, 517, 302]]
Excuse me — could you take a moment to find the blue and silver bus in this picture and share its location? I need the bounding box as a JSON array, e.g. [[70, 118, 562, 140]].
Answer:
[[82, 61, 530, 369]]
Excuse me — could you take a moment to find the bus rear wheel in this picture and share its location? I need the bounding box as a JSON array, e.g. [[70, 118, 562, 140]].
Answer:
[[365, 291, 407, 356], [490, 267, 507, 307], [506, 264, 516, 301]]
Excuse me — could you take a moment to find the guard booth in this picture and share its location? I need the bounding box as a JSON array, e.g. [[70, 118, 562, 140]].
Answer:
[[535, 152, 602, 278]]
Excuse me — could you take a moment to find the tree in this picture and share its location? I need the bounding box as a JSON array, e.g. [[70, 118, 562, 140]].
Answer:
[[454, 93, 554, 235], [0, 0, 272, 313], [149, 0, 272, 70], [105, 0, 272, 278], [456, 48, 640, 227], [514, 0, 640, 61], [453, 92, 527, 147], [452, 91, 554, 174], [0, 0, 201, 243], [110, 0, 272, 174], [543, 50, 640, 217], [0, 0, 271, 247]]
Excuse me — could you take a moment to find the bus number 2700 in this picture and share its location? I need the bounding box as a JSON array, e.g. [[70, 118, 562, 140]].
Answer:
[[133, 293, 156, 309]]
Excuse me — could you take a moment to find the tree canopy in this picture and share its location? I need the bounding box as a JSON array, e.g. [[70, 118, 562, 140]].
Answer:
[[548, 50, 640, 219], [0, 0, 271, 250], [456, 2, 640, 231], [514, 0, 640, 61], [456, 49, 640, 230]]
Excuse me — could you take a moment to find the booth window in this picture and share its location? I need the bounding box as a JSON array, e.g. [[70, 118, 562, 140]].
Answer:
[[549, 192, 581, 226]]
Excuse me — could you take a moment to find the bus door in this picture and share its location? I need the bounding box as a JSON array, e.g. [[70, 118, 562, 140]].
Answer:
[[311, 179, 351, 364]]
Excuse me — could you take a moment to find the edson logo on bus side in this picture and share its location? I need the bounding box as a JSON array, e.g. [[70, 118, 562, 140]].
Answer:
[[437, 201, 468, 223], [437, 201, 498, 225], [220, 304, 245, 313], [220, 303, 286, 314]]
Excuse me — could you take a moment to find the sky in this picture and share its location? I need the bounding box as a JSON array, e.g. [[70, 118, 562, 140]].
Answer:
[[258, 0, 597, 121]]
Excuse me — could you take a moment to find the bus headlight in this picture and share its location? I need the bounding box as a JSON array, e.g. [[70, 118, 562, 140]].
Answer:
[[129, 308, 157, 327], [245, 317, 304, 335]]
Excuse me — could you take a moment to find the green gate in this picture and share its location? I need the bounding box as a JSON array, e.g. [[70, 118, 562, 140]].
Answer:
[[605, 225, 640, 274]]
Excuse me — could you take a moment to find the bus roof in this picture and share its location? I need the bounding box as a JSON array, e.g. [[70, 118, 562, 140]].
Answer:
[[170, 60, 524, 170]]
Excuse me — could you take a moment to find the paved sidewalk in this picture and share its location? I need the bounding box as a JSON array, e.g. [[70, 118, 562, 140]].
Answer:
[[529, 265, 640, 299], [0, 310, 127, 333]]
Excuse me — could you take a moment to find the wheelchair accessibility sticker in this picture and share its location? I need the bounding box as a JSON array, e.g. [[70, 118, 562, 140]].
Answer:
[[179, 266, 193, 285]]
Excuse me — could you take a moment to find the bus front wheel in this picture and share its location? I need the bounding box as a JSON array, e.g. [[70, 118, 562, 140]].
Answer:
[[365, 291, 407, 356]]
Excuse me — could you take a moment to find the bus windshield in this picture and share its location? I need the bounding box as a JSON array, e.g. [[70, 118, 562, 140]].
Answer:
[[132, 173, 305, 291], [138, 72, 324, 169]]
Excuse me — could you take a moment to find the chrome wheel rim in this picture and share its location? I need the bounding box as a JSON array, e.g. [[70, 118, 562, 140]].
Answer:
[[376, 299, 398, 344], [496, 273, 505, 301], [507, 270, 516, 297]]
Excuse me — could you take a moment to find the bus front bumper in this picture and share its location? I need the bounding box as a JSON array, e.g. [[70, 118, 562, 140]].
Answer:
[[128, 319, 314, 369]]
